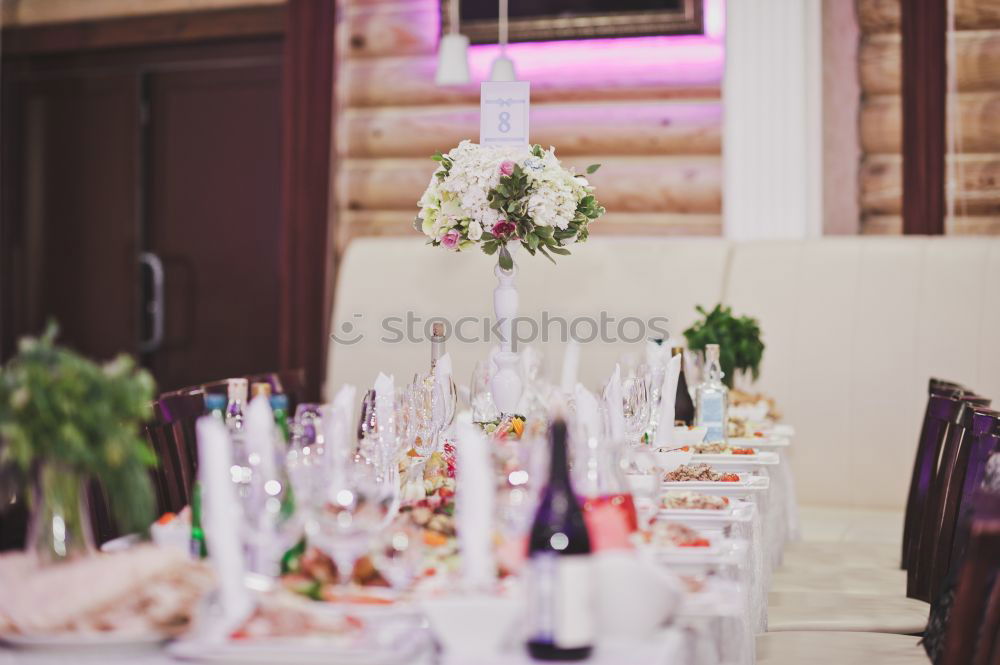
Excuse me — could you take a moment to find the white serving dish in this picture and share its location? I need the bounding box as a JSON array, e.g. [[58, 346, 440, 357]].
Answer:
[[693, 450, 780, 469], [661, 474, 769, 496]]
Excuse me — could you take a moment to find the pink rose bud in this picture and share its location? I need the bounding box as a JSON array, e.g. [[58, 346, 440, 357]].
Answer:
[[441, 229, 460, 248], [499, 160, 515, 176]]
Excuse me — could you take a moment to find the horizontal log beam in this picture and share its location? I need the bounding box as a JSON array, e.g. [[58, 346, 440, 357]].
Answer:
[[339, 3, 436, 59], [863, 214, 1000, 234], [861, 154, 1000, 214], [340, 209, 722, 243], [339, 156, 722, 214], [859, 0, 1000, 33], [861, 92, 1000, 154], [861, 30, 1000, 94], [342, 100, 722, 158], [342, 54, 722, 107]]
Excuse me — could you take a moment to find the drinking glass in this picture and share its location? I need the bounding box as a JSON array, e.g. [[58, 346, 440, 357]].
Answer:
[[308, 455, 397, 597], [369, 516, 425, 591], [623, 444, 659, 531], [622, 375, 650, 445], [470, 360, 499, 423], [411, 375, 445, 457], [356, 389, 377, 463]]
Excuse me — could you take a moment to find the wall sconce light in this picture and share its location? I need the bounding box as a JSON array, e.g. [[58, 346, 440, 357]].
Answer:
[[436, 0, 470, 85], [488, 0, 516, 81]]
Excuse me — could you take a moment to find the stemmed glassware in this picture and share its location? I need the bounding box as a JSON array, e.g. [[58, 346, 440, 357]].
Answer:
[[470, 360, 499, 423], [308, 454, 397, 599], [622, 374, 650, 445], [410, 374, 446, 458]]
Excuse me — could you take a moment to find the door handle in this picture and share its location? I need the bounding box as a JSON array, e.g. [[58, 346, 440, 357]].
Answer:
[[138, 252, 165, 353]]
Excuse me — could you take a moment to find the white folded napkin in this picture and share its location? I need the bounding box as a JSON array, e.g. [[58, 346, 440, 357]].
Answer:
[[645, 338, 668, 368], [655, 354, 683, 447], [594, 550, 683, 640], [196, 416, 254, 639], [435, 351, 453, 387], [245, 395, 277, 483], [574, 382, 603, 444], [455, 413, 495, 590], [326, 384, 357, 481], [559, 340, 581, 395], [605, 364, 625, 443]]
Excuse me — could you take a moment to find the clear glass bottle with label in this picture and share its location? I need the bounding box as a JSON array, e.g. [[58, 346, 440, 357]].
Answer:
[[695, 344, 728, 443]]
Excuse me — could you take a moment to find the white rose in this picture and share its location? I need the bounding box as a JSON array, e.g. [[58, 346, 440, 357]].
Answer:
[[468, 221, 483, 241]]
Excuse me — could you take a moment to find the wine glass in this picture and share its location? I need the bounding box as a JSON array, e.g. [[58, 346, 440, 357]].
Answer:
[[411, 375, 445, 458], [369, 515, 425, 591], [623, 444, 659, 532], [356, 389, 377, 463], [622, 375, 650, 445], [470, 360, 499, 423], [307, 455, 397, 599]]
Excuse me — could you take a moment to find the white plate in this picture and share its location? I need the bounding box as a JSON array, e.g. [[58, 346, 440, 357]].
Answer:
[[657, 505, 734, 518], [729, 435, 791, 449], [169, 634, 426, 664], [1, 631, 165, 652], [693, 451, 780, 468], [661, 475, 769, 496]]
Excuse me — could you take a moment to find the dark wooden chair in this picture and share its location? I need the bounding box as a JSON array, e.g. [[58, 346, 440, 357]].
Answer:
[[941, 513, 1000, 665], [145, 369, 304, 513], [946, 410, 1000, 571], [903, 390, 965, 571], [911, 395, 993, 601], [927, 407, 999, 602]]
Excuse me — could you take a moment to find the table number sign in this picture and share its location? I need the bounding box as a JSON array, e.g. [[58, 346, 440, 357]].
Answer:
[[480, 81, 530, 146]]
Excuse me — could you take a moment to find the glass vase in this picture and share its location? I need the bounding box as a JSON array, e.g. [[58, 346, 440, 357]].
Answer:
[[26, 463, 95, 564]]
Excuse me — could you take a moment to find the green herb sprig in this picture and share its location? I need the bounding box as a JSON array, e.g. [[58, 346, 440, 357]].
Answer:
[[683, 304, 765, 388], [0, 323, 157, 533]]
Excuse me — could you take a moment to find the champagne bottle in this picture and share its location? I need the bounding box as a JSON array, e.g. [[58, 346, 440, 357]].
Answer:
[[695, 344, 729, 443], [430, 321, 445, 371], [250, 381, 272, 400], [672, 346, 696, 426], [526, 419, 595, 661]]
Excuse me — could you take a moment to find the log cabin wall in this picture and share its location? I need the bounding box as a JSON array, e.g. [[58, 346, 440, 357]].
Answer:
[[859, 0, 1000, 235], [0, 0, 282, 25], [333, 0, 725, 247]]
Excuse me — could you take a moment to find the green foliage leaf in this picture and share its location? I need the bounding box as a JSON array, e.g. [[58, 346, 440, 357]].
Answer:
[[498, 245, 514, 271], [0, 322, 158, 532], [682, 304, 765, 388], [586, 163, 601, 174]]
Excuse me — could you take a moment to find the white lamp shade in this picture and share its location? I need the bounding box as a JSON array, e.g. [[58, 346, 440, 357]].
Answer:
[[488, 54, 517, 82], [436, 33, 471, 86]]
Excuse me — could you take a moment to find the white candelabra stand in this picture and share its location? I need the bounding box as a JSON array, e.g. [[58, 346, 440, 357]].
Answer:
[[491, 256, 523, 414]]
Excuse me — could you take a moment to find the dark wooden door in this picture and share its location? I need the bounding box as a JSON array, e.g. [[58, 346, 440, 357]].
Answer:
[[1, 38, 284, 393], [2, 72, 142, 360], [145, 62, 283, 391]]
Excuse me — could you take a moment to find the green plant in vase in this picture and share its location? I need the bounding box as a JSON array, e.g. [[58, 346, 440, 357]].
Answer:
[[683, 304, 765, 389], [0, 323, 157, 562]]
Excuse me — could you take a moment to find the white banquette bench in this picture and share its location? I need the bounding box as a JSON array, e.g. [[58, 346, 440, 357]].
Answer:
[[326, 236, 1000, 524]]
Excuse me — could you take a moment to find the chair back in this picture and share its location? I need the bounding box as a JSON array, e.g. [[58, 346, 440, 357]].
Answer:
[[910, 397, 981, 600], [144, 369, 304, 515], [949, 411, 1000, 564], [904, 392, 965, 571], [942, 512, 1000, 665], [927, 404, 997, 601]]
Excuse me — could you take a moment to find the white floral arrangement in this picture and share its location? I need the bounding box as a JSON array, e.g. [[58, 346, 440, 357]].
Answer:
[[415, 141, 604, 270]]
